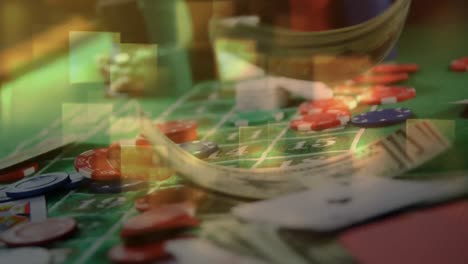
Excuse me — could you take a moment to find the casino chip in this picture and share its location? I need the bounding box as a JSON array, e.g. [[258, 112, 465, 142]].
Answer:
[[155, 120, 198, 144], [0, 217, 77, 247], [63, 172, 89, 190], [290, 113, 350, 132], [351, 108, 414, 127], [358, 86, 416, 105], [0, 247, 51, 264], [121, 205, 199, 240], [178, 141, 219, 159], [353, 73, 409, 85], [108, 241, 171, 264], [75, 148, 121, 181], [89, 180, 148, 194], [450, 57, 468, 72], [229, 110, 285, 127], [0, 163, 39, 183], [6, 172, 70, 199], [299, 97, 356, 116], [372, 63, 419, 74], [0, 185, 14, 203]]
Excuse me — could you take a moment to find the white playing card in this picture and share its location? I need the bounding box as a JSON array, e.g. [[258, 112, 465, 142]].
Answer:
[[232, 176, 468, 231]]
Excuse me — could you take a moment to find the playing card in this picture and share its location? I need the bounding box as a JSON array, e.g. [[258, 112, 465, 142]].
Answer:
[[232, 176, 468, 231], [339, 200, 468, 264]]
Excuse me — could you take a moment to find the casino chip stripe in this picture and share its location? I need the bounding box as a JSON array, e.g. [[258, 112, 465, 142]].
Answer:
[[229, 110, 285, 127], [290, 113, 350, 132], [358, 86, 416, 105], [5, 172, 70, 199], [351, 108, 414, 127], [0, 163, 39, 183], [0, 217, 77, 247], [75, 148, 121, 181], [178, 141, 219, 159]]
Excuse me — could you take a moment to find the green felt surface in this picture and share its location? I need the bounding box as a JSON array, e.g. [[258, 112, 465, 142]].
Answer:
[[0, 20, 467, 263]]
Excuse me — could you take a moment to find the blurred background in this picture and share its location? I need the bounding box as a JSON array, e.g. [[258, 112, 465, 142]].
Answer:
[[0, 0, 466, 83]]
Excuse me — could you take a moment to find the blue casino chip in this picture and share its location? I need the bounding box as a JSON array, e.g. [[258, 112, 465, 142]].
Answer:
[[0, 185, 14, 203], [89, 180, 147, 194], [351, 108, 413, 127], [6, 172, 70, 199], [63, 172, 89, 190]]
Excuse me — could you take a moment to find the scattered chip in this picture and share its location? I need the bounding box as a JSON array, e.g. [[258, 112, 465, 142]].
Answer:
[[290, 113, 350, 132], [299, 97, 355, 116], [372, 63, 419, 74], [121, 205, 198, 240], [358, 86, 416, 105], [178, 141, 219, 159], [108, 242, 171, 264], [0, 185, 14, 203], [229, 110, 284, 127], [351, 108, 414, 127], [155, 120, 198, 144], [0, 217, 77, 247], [353, 73, 409, 85], [0, 247, 51, 264], [63, 172, 89, 190], [75, 148, 121, 181], [450, 57, 468, 72], [89, 180, 148, 194], [6, 172, 70, 199], [0, 163, 39, 183]]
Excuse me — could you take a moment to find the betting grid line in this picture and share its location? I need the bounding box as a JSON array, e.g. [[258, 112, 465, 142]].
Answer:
[[73, 88, 204, 262], [251, 105, 378, 169], [201, 106, 237, 141]]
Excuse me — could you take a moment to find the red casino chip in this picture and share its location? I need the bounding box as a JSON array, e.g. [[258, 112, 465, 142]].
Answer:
[[372, 63, 420, 74], [290, 113, 350, 132], [450, 57, 468, 72], [74, 148, 121, 181], [358, 86, 417, 105], [0, 217, 77, 247], [299, 97, 357, 116], [0, 163, 39, 183], [121, 204, 198, 240], [353, 73, 409, 85]]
